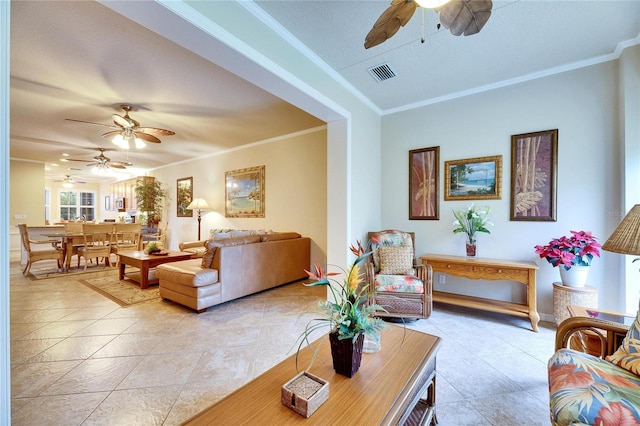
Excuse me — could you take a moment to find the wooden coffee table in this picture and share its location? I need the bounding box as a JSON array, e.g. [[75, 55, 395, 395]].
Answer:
[[118, 250, 192, 289], [183, 326, 441, 425]]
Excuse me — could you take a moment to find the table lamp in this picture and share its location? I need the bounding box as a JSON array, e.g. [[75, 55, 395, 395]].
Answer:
[[602, 204, 640, 310], [187, 198, 210, 240]]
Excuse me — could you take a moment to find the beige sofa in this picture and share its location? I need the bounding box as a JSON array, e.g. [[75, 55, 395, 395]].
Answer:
[[156, 232, 310, 312]]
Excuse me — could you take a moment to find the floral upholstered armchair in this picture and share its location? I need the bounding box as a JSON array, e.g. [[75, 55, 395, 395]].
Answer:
[[365, 230, 432, 320], [548, 312, 640, 425]]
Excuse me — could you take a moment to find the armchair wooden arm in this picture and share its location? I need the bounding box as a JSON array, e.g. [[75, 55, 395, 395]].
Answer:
[[555, 316, 630, 358]]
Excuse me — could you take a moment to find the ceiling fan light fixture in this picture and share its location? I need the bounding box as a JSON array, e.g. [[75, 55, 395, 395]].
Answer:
[[62, 181, 73, 188], [134, 137, 146, 149], [112, 133, 127, 149], [415, 0, 451, 8]]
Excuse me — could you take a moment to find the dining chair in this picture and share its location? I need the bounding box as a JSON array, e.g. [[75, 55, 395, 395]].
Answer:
[[143, 220, 168, 249], [17, 224, 63, 276], [110, 223, 142, 267], [77, 223, 112, 271]]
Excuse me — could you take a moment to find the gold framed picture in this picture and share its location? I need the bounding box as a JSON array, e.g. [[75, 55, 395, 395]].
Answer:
[[225, 166, 265, 218], [444, 155, 502, 201]]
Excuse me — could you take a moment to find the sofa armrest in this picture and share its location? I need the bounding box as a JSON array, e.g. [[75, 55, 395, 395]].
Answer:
[[179, 240, 206, 250], [555, 316, 630, 357]]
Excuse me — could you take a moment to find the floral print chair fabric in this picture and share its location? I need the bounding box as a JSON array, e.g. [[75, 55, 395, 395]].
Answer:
[[365, 230, 432, 319], [548, 311, 640, 425]]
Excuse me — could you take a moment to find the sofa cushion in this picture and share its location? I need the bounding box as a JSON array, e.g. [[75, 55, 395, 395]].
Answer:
[[374, 274, 423, 293], [607, 310, 640, 375], [369, 230, 414, 272], [201, 235, 263, 268], [260, 232, 301, 242], [549, 348, 640, 425], [156, 259, 219, 288], [378, 245, 413, 274]]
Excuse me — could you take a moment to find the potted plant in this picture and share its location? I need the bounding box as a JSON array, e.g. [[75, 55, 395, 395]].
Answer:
[[134, 178, 167, 228], [295, 241, 387, 378], [452, 203, 492, 258], [145, 241, 161, 254], [534, 230, 602, 287]]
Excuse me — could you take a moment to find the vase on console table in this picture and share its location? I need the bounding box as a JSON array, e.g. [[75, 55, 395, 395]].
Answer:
[[466, 236, 477, 259]]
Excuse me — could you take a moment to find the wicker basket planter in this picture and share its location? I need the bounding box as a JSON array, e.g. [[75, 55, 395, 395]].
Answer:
[[281, 372, 329, 418]]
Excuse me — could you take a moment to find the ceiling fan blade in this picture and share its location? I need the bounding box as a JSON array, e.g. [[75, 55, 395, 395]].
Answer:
[[101, 130, 121, 138], [135, 132, 161, 144], [136, 127, 175, 136], [84, 162, 99, 167], [112, 113, 135, 129], [65, 118, 118, 129], [365, 0, 417, 49], [108, 163, 128, 169], [65, 158, 93, 163], [438, 0, 492, 36]]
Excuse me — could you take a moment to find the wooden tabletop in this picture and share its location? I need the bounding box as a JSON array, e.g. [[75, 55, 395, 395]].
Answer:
[[183, 326, 441, 425]]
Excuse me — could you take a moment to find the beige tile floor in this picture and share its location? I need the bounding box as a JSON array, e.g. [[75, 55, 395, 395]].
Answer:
[[9, 260, 556, 425]]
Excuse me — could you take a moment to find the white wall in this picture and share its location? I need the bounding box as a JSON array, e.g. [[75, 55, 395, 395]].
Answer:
[[381, 60, 624, 320], [151, 128, 328, 263]]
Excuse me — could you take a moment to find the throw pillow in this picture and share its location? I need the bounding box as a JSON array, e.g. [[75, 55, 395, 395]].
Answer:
[[201, 240, 217, 269], [607, 310, 640, 375], [213, 232, 231, 239], [378, 245, 413, 275], [231, 230, 251, 237]]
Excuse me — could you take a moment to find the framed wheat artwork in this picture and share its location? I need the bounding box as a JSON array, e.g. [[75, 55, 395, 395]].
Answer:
[[510, 129, 558, 221], [409, 146, 439, 220], [444, 155, 502, 201]]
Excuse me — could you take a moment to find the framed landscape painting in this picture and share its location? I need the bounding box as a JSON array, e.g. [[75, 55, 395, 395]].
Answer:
[[409, 146, 439, 220], [510, 129, 558, 221], [444, 155, 502, 201], [177, 177, 193, 217], [225, 165, 265, 218]]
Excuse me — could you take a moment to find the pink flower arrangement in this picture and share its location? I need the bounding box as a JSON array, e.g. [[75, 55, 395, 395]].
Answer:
[[534, 230, 602, 270]]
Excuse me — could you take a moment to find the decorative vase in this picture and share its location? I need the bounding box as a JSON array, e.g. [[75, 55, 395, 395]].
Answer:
[[363, 330, 381, 353], [329, 332, 364, 378], [466, 236, 477, 259], [559, 265, 590, 287]]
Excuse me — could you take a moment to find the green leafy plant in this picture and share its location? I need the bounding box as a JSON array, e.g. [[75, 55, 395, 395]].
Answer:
[[293, 241, 387, 368], [134, 178, 167, 227], [146, 242, 159, 253], [452, 203, 492, 241]]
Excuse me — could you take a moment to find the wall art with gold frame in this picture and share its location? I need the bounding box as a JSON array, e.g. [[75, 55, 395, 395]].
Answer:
[[510, 129, 558, 221], [444, 155, 502, 201], [409, 146, 439, 220], [225, 165, 265, 218], [177, 177, 193, 217]]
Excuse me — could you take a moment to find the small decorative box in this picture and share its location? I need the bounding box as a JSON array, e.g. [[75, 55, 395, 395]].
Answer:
[[281, 371, 329, 418]]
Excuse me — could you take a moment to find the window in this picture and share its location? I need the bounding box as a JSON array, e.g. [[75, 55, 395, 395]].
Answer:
[[60, 191, 96, 221]]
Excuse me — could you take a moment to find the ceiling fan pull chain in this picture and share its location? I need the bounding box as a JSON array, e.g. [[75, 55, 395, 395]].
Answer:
[[421, 7, 425, 44]]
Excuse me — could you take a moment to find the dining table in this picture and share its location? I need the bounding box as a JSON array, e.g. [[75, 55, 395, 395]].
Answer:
[[44, 223, 120, 272]]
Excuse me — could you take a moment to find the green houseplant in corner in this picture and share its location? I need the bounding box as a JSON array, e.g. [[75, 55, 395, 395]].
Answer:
[[296, 241, 387, 378], [134, 178, 167, 228]]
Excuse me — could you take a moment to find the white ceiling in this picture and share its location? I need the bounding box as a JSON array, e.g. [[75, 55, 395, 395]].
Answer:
[[10, 0, 640, 182]]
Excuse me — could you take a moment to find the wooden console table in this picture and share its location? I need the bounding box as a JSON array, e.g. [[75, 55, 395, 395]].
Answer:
[[421, 254, 540, 332], [183, 327, 441, 425]]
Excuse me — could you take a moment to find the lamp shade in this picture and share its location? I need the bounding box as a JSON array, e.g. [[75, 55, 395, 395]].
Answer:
[[187, 198, 209, 211], [602, 204, 640, 255]]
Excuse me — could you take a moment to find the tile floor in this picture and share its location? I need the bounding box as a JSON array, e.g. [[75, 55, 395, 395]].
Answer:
[[9, 260, 556, 425]]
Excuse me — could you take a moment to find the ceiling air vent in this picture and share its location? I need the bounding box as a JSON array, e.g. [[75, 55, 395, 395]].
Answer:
[[367, 63, 397, 82]]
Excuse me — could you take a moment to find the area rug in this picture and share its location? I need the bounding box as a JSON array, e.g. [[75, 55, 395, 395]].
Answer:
[[79, 276, 160, 307], [26, 260, 114, 280]]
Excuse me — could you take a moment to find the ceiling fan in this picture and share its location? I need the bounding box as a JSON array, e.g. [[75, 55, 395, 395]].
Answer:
[[65, 104, 175, 149], [364, 0, 492, 49], [55, 175, 86, 188], [63, 148, 133, 171]]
